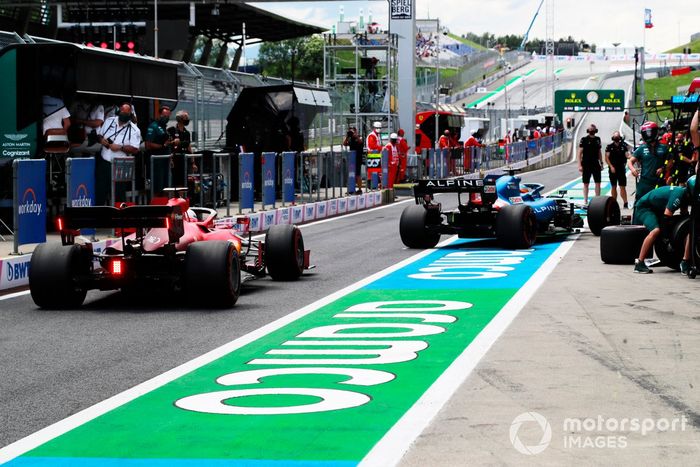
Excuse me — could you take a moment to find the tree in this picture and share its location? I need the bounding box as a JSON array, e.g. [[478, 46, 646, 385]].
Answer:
[[257, 35, 324, 82]]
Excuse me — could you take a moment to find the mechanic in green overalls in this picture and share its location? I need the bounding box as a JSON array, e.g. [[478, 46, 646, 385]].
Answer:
[[627, 121, 669, 209], [632, 175, 695, 274]]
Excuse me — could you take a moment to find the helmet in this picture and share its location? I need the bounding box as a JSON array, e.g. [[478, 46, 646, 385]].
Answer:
[[397, 128, 405, 137], [640, 121, 659, 143], [688, 175, 696, 194], [373, 121, 382, 129], [389, 132, 398, 141], [536, 126, 542, 131]]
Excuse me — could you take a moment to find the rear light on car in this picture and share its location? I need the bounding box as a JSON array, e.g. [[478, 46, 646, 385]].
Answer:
[[165, 217, 171, 229], [470, 193, 482, 205], [111, 259, 123, 275], [57, 217, 64, 231]]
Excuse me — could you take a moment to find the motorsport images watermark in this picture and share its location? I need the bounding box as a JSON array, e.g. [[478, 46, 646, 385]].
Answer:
[[510, 412, 688, 454]]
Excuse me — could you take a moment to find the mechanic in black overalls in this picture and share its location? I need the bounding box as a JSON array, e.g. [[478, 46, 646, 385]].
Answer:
[[577, 124, 603, 205], [605, 131, 630, 208]]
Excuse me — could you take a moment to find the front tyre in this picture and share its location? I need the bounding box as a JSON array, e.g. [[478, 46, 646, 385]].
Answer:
[[265, 224, 305, 281], [588, 196, 620, 236]]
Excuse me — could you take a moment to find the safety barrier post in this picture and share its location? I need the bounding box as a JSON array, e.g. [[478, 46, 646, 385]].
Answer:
[[347, 150, 357, 194], [281, 152, 296, 207], [185, 153, 204, 207], [12, 159, 46, 255], [238, 152, 255, 214], [66, 157, 96, 240], [261, 152, 277, 210], [213, 152, 232, 216], [381, 148, 389, 188]]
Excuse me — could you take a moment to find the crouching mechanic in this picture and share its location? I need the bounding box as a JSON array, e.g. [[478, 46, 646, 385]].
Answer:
[[633, 175, 696, 274]]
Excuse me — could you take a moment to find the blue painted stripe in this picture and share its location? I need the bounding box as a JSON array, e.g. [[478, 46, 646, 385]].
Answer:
[[366, 240, 563, 290], [5, 458, 356, 467]]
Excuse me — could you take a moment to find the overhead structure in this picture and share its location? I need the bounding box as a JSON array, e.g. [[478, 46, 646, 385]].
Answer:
[[519, 0, 545, 51], [544, 0, 554, 111]]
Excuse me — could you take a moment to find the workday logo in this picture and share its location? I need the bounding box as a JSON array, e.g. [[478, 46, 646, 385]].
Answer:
[[72, 183, 93, 207], [510, 412, 552, 455], [18, 188, 43, 216]]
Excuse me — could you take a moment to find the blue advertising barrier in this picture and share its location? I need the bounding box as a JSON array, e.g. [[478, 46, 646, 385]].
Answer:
[[440, 149, 449, 178], [238, 152, 255, 213], [347, 151, 356, 194], [428, 149, 436, 178], [381, 149, 389, 188], [13, 158, 46, 253], [66, 157, 96, 237], [261, 152, 277, 208], [371, 172, 379, 189], [281, 152, 296, 205]]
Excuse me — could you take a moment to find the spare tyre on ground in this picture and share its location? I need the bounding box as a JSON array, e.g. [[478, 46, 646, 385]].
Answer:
[[600, 225, 648, 264]]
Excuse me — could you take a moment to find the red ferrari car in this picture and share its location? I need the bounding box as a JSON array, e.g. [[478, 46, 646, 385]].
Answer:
[[29, 196, 309, 309]]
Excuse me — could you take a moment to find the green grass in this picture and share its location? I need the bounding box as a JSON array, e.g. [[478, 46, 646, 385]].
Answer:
[[665, 39, 700, 54], [644, 70, 700, 120], [447, 33, 487, 51]]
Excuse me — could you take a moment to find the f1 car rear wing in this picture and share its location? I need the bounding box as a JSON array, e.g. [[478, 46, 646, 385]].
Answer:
[[61, 206, 185, 243], [413, 178, 498, 204]]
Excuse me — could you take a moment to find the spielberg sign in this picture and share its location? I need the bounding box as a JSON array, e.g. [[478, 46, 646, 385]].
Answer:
[[390, 0, 412, 20]]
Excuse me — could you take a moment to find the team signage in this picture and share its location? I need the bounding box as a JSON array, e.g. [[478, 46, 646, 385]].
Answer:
[[555, 89, 625, 121], [238, 152, 255, 211], [66, 157, 96, 236], [390, 0, 412, 19], [381, 148, 390, 188], [13, 159, 46, 248], [281, 152, 295, 204], [261, 152, 276, 208], [0, 48, 38, 159]]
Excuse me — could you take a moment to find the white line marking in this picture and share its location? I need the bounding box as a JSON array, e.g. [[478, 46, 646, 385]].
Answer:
[[0, 234, 457, 464], [358, 235, 579, 467], [0, 290, 30, 301]]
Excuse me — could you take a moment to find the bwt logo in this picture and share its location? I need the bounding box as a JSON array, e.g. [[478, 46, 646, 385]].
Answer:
[[71, 184, 93, 207], [241, 172, 253, 190], [18, 188, 42, 216], [6, 260, 30, 283]]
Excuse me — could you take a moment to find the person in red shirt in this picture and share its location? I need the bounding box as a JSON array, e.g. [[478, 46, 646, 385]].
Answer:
[[383, 133, 400, 188], [397, 128, 410, 182], [366, 121, 383, 186], [438, 129, 451, 149], [463, 130, 481, 173]]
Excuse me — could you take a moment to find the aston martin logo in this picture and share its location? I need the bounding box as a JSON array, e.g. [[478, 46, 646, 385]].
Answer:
[[4, 134, 28, 141]]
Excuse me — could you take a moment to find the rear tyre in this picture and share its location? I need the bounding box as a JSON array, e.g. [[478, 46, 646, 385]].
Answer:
[[588, 196, 620, 236], [29, 243, 88, 309], [185, 241, 240, 308], [265, 224, 305, 281], [496, 204, 537, 249], [600, 225, 648, 264], [399, 204, 441, 249]]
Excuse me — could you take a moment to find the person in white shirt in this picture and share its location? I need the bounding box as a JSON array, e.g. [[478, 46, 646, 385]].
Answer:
[[96, 103, 142, 204], [42, 95, 71, 132]]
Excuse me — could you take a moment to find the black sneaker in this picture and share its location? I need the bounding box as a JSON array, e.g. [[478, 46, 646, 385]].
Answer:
[[634, 259, 653, 274]]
